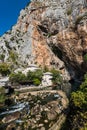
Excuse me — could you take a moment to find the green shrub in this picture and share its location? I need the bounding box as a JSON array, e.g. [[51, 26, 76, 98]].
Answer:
[[43, 66, 49, 73], [83, 54, 87, 62], [0, 63, 10, 76], [0, 87, 5, 104], [27, 70, 43, 85], [9, 50, 18, 63], [47, 33, 52, 38], [9, 72, 27, 84], [33, 69, 43, 80], [15, 91, 19, 96], [9, 70, 43, 86], [0, 87, 5, 94], [10, 37, 14, 41], [9, 68, 63, 87], [50, 68, 63, 85], [71, 91, 86, 108], [75, 15, 83, 25], [27, 71, 35, 81], [33, 78, 41, 86], [67, 8, 72, 15], [0, 54, 5, 62], [27, 69, 43, 81], [0, 94, 6, 104]]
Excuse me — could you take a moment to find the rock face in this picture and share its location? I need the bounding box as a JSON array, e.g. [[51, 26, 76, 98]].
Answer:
[[2, 112, 20, 123], [0, 0, 87, 78]]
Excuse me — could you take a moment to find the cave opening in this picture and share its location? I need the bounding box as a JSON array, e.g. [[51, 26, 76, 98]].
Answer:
[[51, 45, 63, 60]]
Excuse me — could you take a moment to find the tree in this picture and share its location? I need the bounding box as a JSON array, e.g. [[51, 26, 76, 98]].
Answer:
[[27, 69, 43, 82], [50, 68, 62, 85], [9, 72, 27, 84], [70, 73, 87, 129], [0, 63, 10, 76], [71, 91, 86, 109], [9, 69, 43, 86]]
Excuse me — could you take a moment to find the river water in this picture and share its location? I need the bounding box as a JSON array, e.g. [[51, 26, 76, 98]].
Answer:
[[0, 101, 30, 128], [0, 102, 29, 116]]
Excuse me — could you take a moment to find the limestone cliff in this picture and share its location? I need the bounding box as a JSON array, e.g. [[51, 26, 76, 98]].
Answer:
[[0, 0, 87, 79]]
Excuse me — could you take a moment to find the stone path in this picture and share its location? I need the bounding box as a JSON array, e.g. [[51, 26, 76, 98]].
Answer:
[[17, 90, 68, 108], [49, 113, 66, 130]]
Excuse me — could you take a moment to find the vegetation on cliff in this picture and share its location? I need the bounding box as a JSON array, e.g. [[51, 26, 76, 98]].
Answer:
[[0, 63, 10, 76], [9, 68, 63, 87], [70, 74, 87, 130], [50, 68, 63, 86], [9, 70, 43, 86], [0, 87, 6, 104], [62, 74, 87, 130]]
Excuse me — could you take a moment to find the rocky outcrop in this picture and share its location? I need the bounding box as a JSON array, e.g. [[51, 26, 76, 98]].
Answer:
[[0, 0, 87, 79], [2, 112, 20, 123]]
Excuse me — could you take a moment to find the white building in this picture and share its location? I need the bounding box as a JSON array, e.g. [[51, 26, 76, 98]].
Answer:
[[42, 72, 53, 87], [22, 64, 40, 75], [14, 64, 40, 75]]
